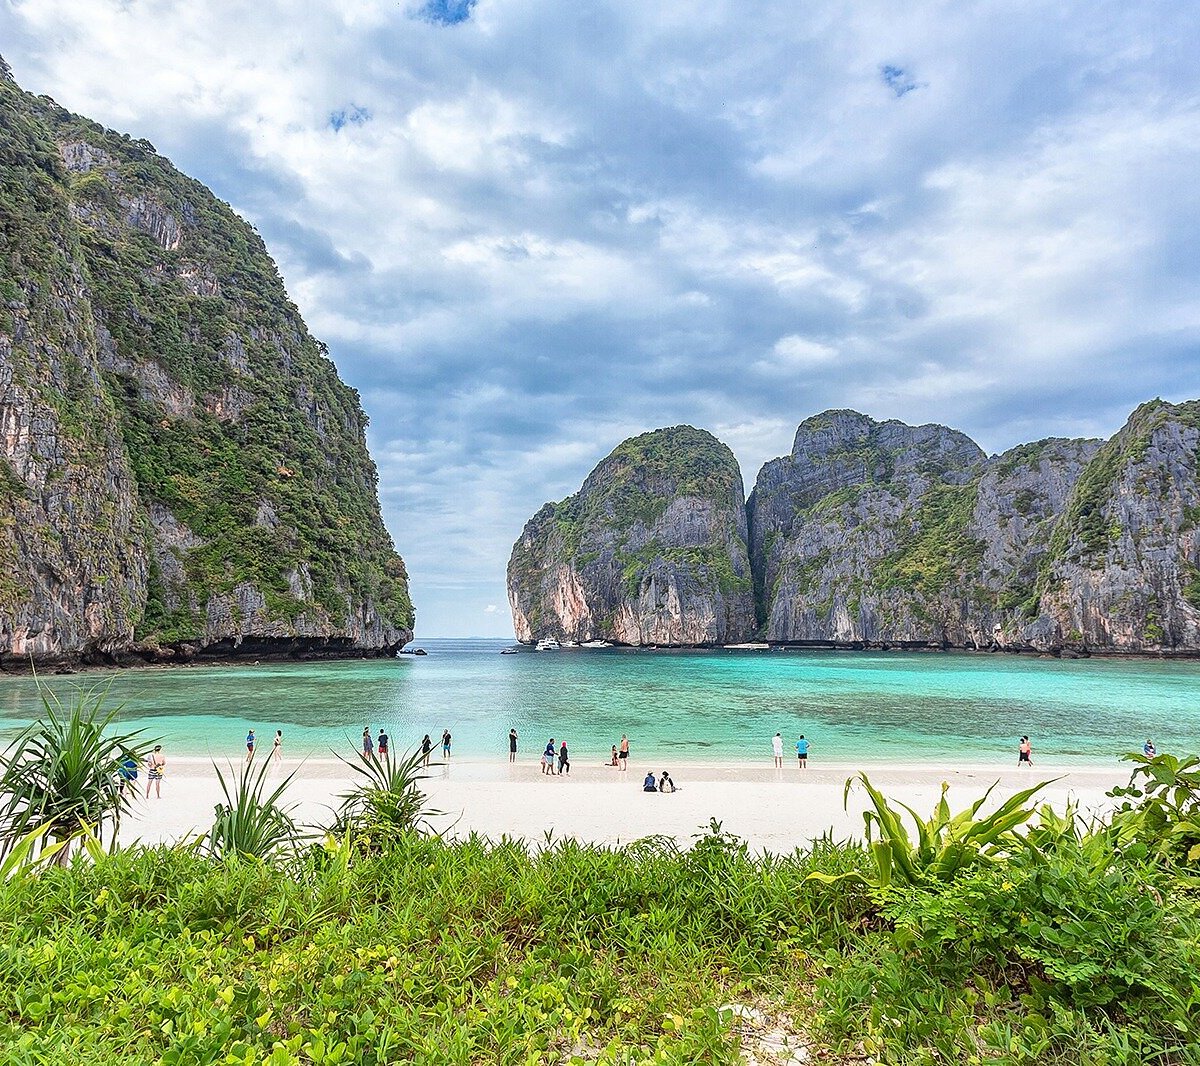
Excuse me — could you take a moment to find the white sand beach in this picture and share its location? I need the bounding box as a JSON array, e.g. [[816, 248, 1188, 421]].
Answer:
[[118, 756, 1129, 853]]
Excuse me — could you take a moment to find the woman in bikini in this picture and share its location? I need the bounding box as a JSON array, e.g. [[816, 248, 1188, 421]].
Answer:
[[144, 745, 165, 799]]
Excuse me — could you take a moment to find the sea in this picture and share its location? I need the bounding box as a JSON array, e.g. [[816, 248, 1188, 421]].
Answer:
[[0, 639, 1195, 767]]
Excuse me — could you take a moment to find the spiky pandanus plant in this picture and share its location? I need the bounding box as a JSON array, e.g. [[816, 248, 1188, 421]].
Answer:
[[207, 757, 305, 862], [0, 681, 153, 862], [328, 745, 440, 850]]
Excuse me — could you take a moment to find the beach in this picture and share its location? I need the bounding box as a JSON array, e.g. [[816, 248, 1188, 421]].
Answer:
[[118, 756, 1128, 853]]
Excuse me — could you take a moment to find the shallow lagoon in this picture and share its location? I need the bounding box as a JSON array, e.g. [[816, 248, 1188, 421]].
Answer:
[[0, 639, 1195, 766]]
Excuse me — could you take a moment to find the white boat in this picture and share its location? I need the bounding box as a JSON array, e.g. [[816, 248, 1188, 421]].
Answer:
[[535, 638, 561, 651], [581, 640, 612, 648]]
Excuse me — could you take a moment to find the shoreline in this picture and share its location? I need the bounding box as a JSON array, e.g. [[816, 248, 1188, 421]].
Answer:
[[118, 757, 1127, 854]]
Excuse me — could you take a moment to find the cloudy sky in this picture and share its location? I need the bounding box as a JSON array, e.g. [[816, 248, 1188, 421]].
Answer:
[[3, 0, 1200, 636]]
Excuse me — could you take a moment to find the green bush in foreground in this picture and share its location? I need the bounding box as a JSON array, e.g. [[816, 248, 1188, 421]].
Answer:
[[0, 759, 1198, 1064]]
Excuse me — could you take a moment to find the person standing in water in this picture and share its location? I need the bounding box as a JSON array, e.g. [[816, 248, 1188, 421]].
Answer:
[[378, 729, 389, 759], [1018, 736, 1033, 767], [442, 729, 452, 758], [362, 727, 375, 761], [272, 730, 283, 765], [245, 729, 256, 764], [509, 728, 518, 763], [144, 745, 165, 800], [796, 735, 808, 768], [772, 732, 784, 768]]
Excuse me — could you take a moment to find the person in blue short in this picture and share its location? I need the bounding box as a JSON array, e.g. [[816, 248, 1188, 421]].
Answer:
[[796, 735, 809, 769], [442, 729, 452, 758], [245, 729, 256, 764]]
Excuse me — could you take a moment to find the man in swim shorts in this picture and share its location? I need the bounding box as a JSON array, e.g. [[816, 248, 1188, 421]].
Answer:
[[796, 735, 808, 768], [619, 734, 629, 771]]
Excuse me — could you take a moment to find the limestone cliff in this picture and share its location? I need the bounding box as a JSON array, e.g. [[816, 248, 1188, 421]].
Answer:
[[507, 426, 756, 645], [1035, 400, 1200, 652], [0, 62, 413, 664]]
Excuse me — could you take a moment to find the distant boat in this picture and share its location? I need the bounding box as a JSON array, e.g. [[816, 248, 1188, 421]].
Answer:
[[535, 638, 562, 651], [396, 647, 428, 656], [500, 646, 520, 655], [581, 640, 612, 648]]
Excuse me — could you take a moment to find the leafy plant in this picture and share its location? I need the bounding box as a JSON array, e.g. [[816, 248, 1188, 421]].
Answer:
[[1108, 750, 1200, 872], [0, 680, 153, 861], [326, 747, 438, 849], [207, 758, 303, 861], [810, 773, 1052, 892]]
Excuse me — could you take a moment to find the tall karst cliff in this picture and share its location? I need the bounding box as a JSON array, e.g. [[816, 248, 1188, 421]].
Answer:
[[508, 426, 756, 646], [510, 402, 1200, 654], [0, 61, 413, 664]]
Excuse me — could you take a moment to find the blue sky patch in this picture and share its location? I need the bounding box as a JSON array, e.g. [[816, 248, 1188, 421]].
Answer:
[[417, 0, 476, 26]]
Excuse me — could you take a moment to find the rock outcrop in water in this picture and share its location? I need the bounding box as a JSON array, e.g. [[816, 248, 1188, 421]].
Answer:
[[0, 59, 413, 665], [510, 402, 1200, 654], [508, 426, 756, 646]]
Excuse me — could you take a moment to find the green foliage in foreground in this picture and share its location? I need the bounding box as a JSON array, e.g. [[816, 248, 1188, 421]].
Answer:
[[1, 758, 1199, 1064]]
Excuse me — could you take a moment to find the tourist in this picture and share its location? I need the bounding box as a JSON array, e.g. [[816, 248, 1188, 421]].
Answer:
[[658, 771, 676, 793], [642, 771, 657, 792], [245, 729, 256, 764], [378, 729, 389, 759], [796, 735, 808, 769], [362, 727, 375, 761], [609, 745, 619, 767], [272, 730, 283, 765], [542, 739, 556, 775], [772, 731, 784, 768], [558, 740, 570, 775], [144, 745, 165, 800], [1144, 738, 1157, 758], [421, 734, 432, 767], [1018, 736, 1033, 767], [509, 728, 518, 763], [619, 734, 629, 771], [118, 754, 138, 795], [442, 729, 452, 758]]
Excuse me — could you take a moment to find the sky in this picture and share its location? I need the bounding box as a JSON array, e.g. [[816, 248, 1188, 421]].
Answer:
[[3, 0, 1200, 636]]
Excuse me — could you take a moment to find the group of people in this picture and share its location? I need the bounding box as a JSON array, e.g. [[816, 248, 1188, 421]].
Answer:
[[244, 729, 284, 764], [771, 732, 810, 768], [357, 728, 453, 767], [540, 738, 571, 775], [118, 745, 166, 799], [642, 770, 676, 793]]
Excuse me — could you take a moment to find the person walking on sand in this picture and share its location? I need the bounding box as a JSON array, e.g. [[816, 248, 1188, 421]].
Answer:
[[1018, 735, 1033, 767], [118, 754, 138, 796], [245, 729, 256, 764], [378, 729, 389, 759], [1144, 738, 1157, 758], [144, 745, 165, 800], [272, 730, 283, 765], [509, 728, 518, 763], [772, 731, 784, 768], [558, 740, 570, 775], [442, 729, 452, 759], [796, 735, 808, 769], [362, 727, 375, 761], [618, 734, 629, 771], [421, 733, 432, 767], [542, 739, 556, 775]]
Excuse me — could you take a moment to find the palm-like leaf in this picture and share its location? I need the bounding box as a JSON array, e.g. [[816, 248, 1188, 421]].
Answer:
[[207, 758, 304, 861], [328, 746, 439, 844], [0, 680, 154, 858]]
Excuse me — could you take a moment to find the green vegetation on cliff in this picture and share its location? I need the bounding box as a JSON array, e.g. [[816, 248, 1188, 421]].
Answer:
[[0, 65, 413, 654]]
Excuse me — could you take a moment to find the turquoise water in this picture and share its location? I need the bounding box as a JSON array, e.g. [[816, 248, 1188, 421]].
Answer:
[[0, 640, 1195, 766]]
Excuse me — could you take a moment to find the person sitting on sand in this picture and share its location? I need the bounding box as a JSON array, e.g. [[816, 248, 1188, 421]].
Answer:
[[609, 745, 619, 767], [658, 771, 676, 793], [1144, 738, 1157, 758], [642, 771, 657, 792]]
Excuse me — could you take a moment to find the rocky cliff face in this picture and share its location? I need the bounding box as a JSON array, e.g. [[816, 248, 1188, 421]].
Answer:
[[0, 62, 413, 664], [508, 426, 756, 645], [511, 402, 1200, 654], [1036, 400, 1200, 652]]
